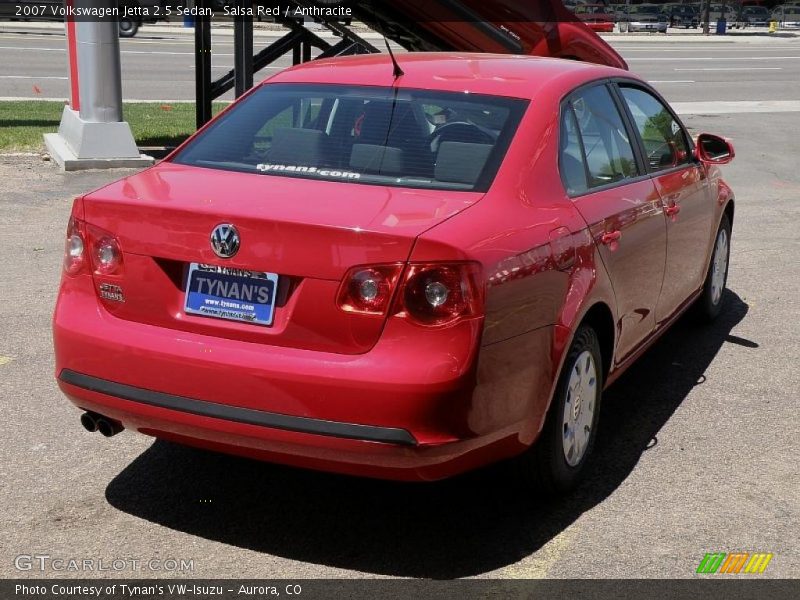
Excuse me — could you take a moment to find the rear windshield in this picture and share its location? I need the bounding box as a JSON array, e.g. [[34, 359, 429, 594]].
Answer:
[[172, 83, 528, 192]]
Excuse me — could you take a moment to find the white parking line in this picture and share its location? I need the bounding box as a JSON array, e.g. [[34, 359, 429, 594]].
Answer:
[[627, 56, 800, 61], [674, 67, 783, 71], [0, 34, 61, 40], [121, 49, 234, 56], [619, 46, 800, 51], [0, 75, 67, 80], [0, 33, 209, 46], [0, 96, 234, 103], [0, 45, 233, 56], [0, 45, 61, 52], [672, 100, 800, 114]]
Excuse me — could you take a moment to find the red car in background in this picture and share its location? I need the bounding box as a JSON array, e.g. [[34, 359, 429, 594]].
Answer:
[[574, 4, 617, 33], [353, 0, 628, 69], [54, 51, 735, 493]]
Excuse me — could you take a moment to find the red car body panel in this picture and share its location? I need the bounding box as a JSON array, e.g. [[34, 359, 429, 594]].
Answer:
[[581, 20, 616, 34], [570, 179, 667, 362], [573, 4, 617, 34], [652, 166, 717, 325], [78, 163, 484, 354], [53, 54, 733, 480]]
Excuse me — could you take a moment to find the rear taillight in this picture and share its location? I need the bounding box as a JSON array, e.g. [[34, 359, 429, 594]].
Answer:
[[63, 216, 85, 275], [62, 217, 123, 276], [337, 261, 484, 327], [88, 225, 123, 275], [337, 264, 404, 315], [396, 262, 483, 327]]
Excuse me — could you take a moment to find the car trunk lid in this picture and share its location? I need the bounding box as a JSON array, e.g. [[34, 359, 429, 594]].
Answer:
[[81, 162, 483, 354]]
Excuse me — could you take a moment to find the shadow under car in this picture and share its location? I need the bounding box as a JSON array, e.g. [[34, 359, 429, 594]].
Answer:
[[105, 291, 752, 578]]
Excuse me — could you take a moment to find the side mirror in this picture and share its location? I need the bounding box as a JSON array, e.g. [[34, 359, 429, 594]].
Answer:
[[694, 133, 735, 165]]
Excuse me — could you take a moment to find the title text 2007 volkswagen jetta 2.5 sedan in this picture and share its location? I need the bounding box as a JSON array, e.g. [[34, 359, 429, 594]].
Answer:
[[53, 53, 735, 493]]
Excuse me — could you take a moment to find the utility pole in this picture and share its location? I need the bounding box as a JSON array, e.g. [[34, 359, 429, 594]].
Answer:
[[702, 0, 711, 34]]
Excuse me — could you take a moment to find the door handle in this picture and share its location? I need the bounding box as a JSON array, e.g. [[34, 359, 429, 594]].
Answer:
[[600, 230, 621, 245], [664, 204, 681, 217]]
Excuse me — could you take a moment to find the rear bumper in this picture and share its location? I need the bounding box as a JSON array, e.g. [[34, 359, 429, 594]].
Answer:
[[60, 369, 416, 446], [53, 274, 528, 481], [56, 368, 524, 481]]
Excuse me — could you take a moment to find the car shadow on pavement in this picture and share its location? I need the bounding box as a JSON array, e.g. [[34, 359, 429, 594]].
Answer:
[[106, 291, 751, 578]]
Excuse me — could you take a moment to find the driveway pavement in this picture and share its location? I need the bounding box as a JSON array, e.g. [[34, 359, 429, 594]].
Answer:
[[0, 111, 797, 579]]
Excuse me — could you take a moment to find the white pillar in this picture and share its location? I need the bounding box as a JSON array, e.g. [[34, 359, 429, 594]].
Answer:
[[44, 0, 153, 170]]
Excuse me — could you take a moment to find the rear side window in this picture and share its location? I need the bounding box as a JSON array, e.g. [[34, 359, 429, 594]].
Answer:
[[173, 84, 528, 192], [559, 84, 637, 193], [559, 106, 588, 195], [619, 86, 691, 172]]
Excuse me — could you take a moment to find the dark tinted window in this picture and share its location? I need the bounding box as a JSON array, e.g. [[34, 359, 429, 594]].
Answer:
[[568, 85, 638, 190], [173, 84, 528, 192], [620, 86, 690, 171]]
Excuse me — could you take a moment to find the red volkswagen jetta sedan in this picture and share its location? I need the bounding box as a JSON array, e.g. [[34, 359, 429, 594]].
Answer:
[[53, 53, 735, 492]]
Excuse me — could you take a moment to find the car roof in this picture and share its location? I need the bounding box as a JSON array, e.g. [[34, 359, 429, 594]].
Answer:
[[264, 53, 632, 101]]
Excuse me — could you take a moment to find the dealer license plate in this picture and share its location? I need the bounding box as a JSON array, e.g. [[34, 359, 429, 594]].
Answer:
[[184, 263, 278, 326]]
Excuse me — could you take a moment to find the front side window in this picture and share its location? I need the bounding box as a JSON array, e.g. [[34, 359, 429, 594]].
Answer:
[[566, 84, 638, 190], [172, 84, 528, 192], [620, 86, 691, 172]]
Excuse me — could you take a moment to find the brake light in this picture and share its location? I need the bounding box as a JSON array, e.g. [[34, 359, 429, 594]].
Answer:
[[396, 262, 484, 327], [337, 264, 404, 315], [337, 261, 484, 326], [63, 216, 85, 275], [88, 226, 123, 275], [62, 217, 123, 276]]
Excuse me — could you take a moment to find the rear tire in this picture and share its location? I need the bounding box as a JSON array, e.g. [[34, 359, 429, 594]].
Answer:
[[696, 214, 732, 321], [516, 325, 603, 495]]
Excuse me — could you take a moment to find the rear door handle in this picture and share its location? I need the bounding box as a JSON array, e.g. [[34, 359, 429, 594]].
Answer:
[[600, 230, 621, 245], [664, 204, 681, 217]]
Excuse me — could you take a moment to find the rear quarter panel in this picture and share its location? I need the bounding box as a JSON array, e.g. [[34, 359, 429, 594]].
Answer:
[[411, 88, 618, 445]]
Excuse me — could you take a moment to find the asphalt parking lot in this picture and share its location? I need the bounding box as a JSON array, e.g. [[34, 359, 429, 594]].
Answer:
[[0, 29, 799, 580]]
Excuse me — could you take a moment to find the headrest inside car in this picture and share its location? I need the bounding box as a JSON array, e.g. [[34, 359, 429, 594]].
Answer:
[[435, 142, 493, 185], [350, 144, 405, 175], [268, 128, 327, 166]]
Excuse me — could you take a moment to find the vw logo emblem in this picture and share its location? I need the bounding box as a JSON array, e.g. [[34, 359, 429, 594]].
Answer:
[[210, 224, 240, 259]]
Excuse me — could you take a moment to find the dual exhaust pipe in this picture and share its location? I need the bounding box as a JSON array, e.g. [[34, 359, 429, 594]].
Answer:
[[80, 411, 124, 437]]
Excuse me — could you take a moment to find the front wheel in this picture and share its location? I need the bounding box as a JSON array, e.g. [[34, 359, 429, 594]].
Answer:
[[697, 214, 732, 321], [119, 18, 139, 38], [516, 325, 603, 495]]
